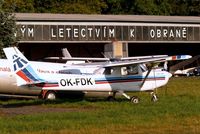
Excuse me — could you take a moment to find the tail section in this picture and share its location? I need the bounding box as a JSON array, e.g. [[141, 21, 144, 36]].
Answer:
[[62, 48, 72, 58], [3, 47, 44, 86]]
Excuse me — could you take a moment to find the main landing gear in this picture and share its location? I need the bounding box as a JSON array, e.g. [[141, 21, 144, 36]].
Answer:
[[121, 92, 140, 104], [107, 91, 140, 104], [107, 92, 117, 101], [107, 91, 158, 104], [40, 90, 57, 100]]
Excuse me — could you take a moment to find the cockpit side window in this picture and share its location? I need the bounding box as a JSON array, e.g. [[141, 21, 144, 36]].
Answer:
[[103, 68, 113, 75], [127, 65, 138, 75]]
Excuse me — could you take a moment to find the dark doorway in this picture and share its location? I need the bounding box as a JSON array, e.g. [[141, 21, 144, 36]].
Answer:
[[128, 43, 200, 56], [18, 43, 105, 61]]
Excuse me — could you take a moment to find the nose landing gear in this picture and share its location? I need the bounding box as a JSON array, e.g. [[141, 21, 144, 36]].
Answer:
[[151, 92, 158, 102]]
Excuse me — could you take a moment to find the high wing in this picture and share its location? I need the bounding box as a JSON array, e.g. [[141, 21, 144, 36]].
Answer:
[[44, 57, 110, 62], [118, 55, 168, 60], [102, 57, 167, 68], [44, 55, 191, 63], [44, 47, 167, 62], [102, 55, 192, 68], [165, 55, 192, 61], [44, 55, 169, 62]]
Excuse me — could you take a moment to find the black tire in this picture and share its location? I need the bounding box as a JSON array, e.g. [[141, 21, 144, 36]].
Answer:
[[107, 96, 116, 101], [151, 94, 158, 102], [130, 96, 139, 104], [45, 91, 57, 100]]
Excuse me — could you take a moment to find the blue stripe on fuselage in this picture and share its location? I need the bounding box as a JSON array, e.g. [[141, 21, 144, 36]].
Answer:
[[95, 75, 165, 82]]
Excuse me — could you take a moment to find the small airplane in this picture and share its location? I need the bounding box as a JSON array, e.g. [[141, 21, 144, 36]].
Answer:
[[1, 47, 191, 103]]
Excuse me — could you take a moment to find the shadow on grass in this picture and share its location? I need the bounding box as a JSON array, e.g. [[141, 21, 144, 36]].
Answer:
[[0, 96, 128, 109], [0, 98, 82, 108], [0, 91, 85, 108]]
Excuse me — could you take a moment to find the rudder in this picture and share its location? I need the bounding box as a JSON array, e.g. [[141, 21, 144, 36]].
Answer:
[[3, 47, 43, 86]]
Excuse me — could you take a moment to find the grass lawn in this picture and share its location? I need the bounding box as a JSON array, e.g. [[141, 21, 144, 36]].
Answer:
[[0, 77, 200, 134]]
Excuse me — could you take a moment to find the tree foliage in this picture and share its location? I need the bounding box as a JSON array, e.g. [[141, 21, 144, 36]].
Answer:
[[188, 0, 200, 16], [0, 0, 18, 57], [57, 0, 107, 14], [3, 0, 34, 13], [2, 0, 200, 16]]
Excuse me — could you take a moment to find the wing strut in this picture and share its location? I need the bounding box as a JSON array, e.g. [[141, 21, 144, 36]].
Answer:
[[140, 66, 153, 88]]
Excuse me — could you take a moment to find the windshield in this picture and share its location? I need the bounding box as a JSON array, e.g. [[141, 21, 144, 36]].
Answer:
[[140, 64, 148, 72]]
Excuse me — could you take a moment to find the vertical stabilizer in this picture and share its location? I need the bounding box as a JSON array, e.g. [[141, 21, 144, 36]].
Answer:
[[3, 47, 43, 86], [62, 48, 72, 58]]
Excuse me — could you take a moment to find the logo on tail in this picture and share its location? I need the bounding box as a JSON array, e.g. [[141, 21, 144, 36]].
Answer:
[[12, 54, 39, 83], [12, 54, 28, 71]]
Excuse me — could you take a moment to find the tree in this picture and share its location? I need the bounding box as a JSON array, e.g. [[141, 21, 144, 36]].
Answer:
[[0, 0, 18, 58], [188, 0, 200, 16], [58, 0, 107, 14], [132, 0, 172, 15], [3, 0, 34, 13], [33, 0, 56, 13], [169, 0, 189, 15], [103, 0, 124, 14]]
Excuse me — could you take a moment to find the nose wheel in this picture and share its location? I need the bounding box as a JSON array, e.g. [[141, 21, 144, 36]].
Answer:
[[151, 92, 158, 102]]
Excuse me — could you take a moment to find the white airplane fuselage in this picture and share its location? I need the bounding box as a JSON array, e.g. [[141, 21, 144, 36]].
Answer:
[[0, 59, 171, 96]]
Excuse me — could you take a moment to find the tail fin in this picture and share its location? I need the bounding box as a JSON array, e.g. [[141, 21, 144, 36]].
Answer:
[[62, 48, 72, 58], [3, 47, 44, 86]]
